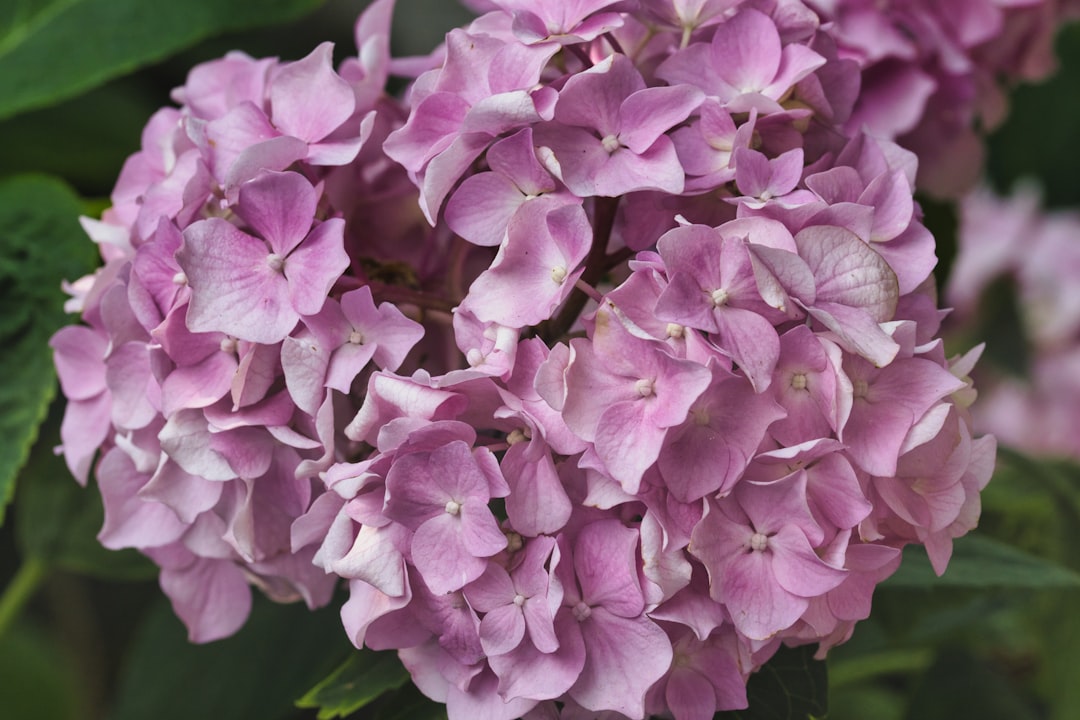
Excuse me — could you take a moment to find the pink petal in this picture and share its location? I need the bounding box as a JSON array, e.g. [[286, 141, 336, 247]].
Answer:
[[490, 611, 586, 701], [97, 449, 187, 550], [503, 442, 572, 536], [479, 604, 527, 656], [768, 524, 847, 597], [236, 171, 317, 256], [270, 42, 356, 143], [722, 550, 805, 639], [178, 218, 297, 343], [574, 520, 643, 618], [284, 218, 349, 316], [570, 609, 673, 717], [666, 667, 718, 720], [412, 514, 488, 594]]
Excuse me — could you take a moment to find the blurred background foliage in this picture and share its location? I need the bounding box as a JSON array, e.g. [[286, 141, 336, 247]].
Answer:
[[0, 2, 1078, 719]]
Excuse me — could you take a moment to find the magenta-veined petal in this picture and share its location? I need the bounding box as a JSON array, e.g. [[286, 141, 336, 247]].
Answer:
[[666, 667, 718, 720], [270, 42, 356, 143], [489, 611, 585, 702], [412, 513, 487, 594], [285, 218, 349, 316], [574, 520, 643, 617], [479, 604, 527, 657], [179, 218, 297, 343], [236, 171, 317, 255], [570, 608, 673, 717]]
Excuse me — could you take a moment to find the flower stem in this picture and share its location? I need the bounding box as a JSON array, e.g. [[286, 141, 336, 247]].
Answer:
[[369, 281, 457, 315], [0, 557, 47, 641]]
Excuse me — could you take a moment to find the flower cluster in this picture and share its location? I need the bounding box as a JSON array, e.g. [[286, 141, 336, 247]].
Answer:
[[49, 0, 407, 640], [948, 184, 1080, 458], [52, 1, 1003, 718], [818, 0, 1077, 196]]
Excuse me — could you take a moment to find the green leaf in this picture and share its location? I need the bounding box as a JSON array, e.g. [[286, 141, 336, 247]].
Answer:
[[903, 648, 1039, 720], [0, 80, 154, 194], [883, 534, 1080, 589], [0, 0, 325, 120], [109, 593, 352, 720], [716, 644, 828, 720], [0, 174, 99, 525], [0, 620, 82, 720], [370, 682, 447, 720], [296, 649, 411, 719]]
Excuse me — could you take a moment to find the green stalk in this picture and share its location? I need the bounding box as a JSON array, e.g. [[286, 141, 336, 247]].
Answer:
[[0, 556, 47, 640]]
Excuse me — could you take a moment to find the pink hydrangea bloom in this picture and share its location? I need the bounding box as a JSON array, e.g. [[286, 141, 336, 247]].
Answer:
[[52, 0, 1004, 715]]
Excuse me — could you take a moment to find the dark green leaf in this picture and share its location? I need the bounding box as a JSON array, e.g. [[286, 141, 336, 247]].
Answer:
[[370, 682, 447, 720], [716, 644, 828, 720], [903, 648, 1038, 720], [0, 81, 153, 195], [0, 621, 82, 720], [883, 534, 1080, 589], [109, 593, 351, 720], [827, 685, 905, 720], [0, 0, 326, 120], [0, 174, 99, 525], [296, 649, 411, 719]]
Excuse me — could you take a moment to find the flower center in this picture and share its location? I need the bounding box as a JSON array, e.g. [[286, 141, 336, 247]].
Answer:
[[711, 288, 729, 307], [466, 348, 485, 367], [513, 594, 526, 607], [172, 272, 188, 286], [444, 500, 462, 516], [706, 134, 734, 152], [551, 265, 568, 284], [219, 337, 238, 354], [601, 134, 621, 153], [791, 372, 808, 390], [507, 428, 531, 445], [666, 322, 684, 339], [266, 253, 285, 272], [635, 378, 655, 397], [505, 531, 524, 554], [348, 329, 364, 345], [750, 532, 769, 552], [573, 601, 592, 622]]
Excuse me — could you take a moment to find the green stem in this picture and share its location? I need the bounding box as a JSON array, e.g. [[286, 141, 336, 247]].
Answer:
[[0, 556, 47, 640]]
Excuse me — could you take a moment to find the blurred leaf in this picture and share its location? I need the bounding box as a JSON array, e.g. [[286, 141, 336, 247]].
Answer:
[[829, 648, 933, 688], [904, 648, 1038, 720], [884, 535, 1080, 589], [0, 0, 326, 120], [0, 174, 99, 525], [717, 644, 828, 720], [296, 649, 411, 719], [109, 593, 351, 720], [0, 81, 153, 194], [0, 620, 82, 720], [827, 685, 906, 720]]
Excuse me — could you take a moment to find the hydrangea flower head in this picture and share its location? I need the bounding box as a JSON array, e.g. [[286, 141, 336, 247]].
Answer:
[[52, 0, 1010, 716]]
